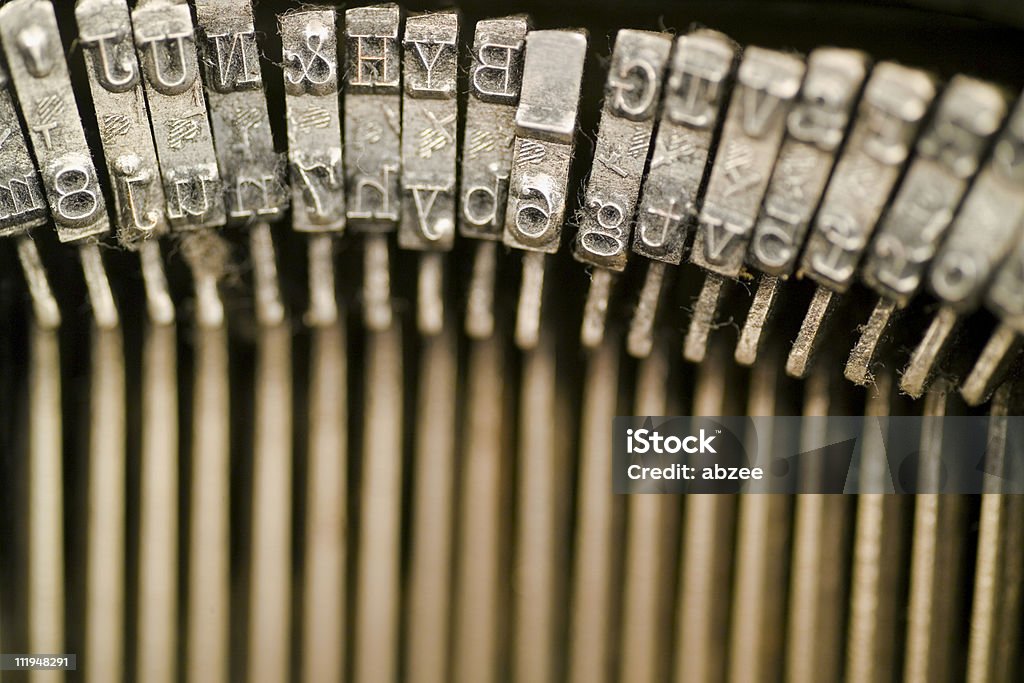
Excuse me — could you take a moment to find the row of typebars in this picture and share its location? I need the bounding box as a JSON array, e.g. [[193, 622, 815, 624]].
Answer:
[[0, 0, 1021, 682]]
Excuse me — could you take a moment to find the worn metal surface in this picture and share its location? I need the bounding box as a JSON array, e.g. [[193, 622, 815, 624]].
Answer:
[[0, 0, 109, 242], [279, 8, 346, 234], [76, 0, 168, 246], [132, 0, 226, 231]]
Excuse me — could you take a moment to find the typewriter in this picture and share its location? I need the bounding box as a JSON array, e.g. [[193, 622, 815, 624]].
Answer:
[[0, 0, 1021, 681]]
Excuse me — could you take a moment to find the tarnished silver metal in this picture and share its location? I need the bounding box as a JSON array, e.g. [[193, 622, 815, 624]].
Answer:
[[460, 16, 528, 242], [580, 268, 615, 348], [901, 305, 960, 399], [627, 30, 736, 359], [961, 149, 1024, 405], [0, 61, 47, 238], [80, 240, 120, 330], [846, 76, 1007, 386], [0, 7, 127, 673], [626, 261, 666, 358], [800, 62, 936, 292], [5, 30, 123, 636], [306, 234, 339, 327], [790, 62, 935, 379], [574, 29, 672, 271], [515, 250, 546, 350], [399, 10, 459, 251], [461, 16, 529, 339], [132, 0, 225, 231], [181, 230, 230, 328], [734, 274, 779, 366], [682, 272, 727, 363], [960, 323, 1021, 406], [984, 234, 1024, 339], [76, 0, 168, 248], [17, 236, 61, 329], [176, 228, 231, 683], [503, 29, 587, 254], [345, 4, 402, 331], [736, 49, 867, 368], [0, 0, 109, 243], [344, 3, 402, 232], [845, 298, 898, 386], [862, 76, 1007, 306], [400, 11, 459, 336], [194, 0, 287, 226], [691, 47, 804, 278], [504, 29, 587, 349], [902, 91, 1024, 398], [747, 48, 868, 277], [98, 29, 181, 675], [279, 8, 345, 234], [574, 29, 672, 348], [251, 222, 286, 327], [929, 93, 1024, 311], [466, 241, 499, 339], [416, 251, 445, 335], [785, 286, 838, 379], [363, 233, 394, 331], [632, 30, 737, 265], [139, 238, 174, 325], [685, 46, 804, 364]]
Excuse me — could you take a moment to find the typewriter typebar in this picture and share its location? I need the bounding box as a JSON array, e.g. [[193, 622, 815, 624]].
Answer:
[[847, 75, 1007, 386], [901, 90, 1024, 399], [194, 0, 288, 225], [76, 0, 169, 246], [0, 60, 48, 239], [628, 29, 736, 358], [735, 47, 867, 367], [573, 28, 672, 348], [459, 15, 529, 339], [502, 27, 587, 348], [344, 3, 403, 233], [399, 10, 460, 334], [684, 45, 805, 363], [0, 0, 110, 242], [279, 8, 346, 234], [132, 0, 226, 231], [787, 62, 938, 378]]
